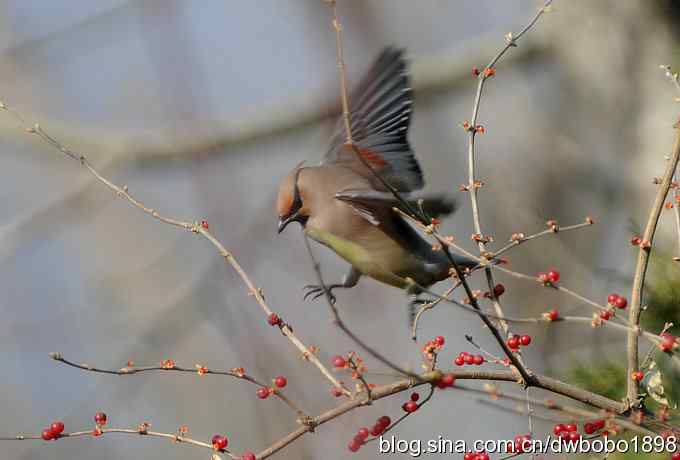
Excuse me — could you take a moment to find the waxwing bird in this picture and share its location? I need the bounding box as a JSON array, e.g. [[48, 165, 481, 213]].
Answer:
[[276, 47, 477, 303]]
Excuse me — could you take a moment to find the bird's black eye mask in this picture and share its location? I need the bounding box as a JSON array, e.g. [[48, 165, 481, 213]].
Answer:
[[278, 167, 309, 233]]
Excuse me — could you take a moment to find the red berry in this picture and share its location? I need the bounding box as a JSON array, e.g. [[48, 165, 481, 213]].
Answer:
[[492, 283, 505, 297], [330, 387, 344, 397], [434, 336, 445, 347], [672, 452, 680, 460], [507, 336, 520, 350], [600, 310, 612, 320], [212, 435, 228, 450], [410, 392, 420, 402], [546, 309, 559, 321], [472, 67, 480, 77], [631, 236, 642, 246], [632, 371, 644, 382], [553, 424, 566, 436], [356, 427, 369, 440], [537, 272, 549, 283], [593, 419, 605, 430], [353, 433, 366, 444], [565, 423, 577, 432], [660, 333, 677, 351], [241, 452, 256, 460], [274, 376, 287, 388], [94, 412, 107, 426], [377, 416, 391, 428], [519, 335, 532, 346], [476, 452, 490, 460], [584, 422, 595, 434], [41, 428, 54, 441], [464, 354, 475, 365], [547, 270, 560, 283], [348, 439, 362, 452], [454, 356, 465, 366], [607, 294, 618, 305], [438, 373, 455, 388], [613, 296, 627, 309], [370, 424, 383, 436], [50, 421, 65, 435], [201, 220, 209, 229], [472, 355, 484, 365], [464, 453, 475, 460], [331, 355, 346, 368], [402, 401, 418, 413], [257, 387, 270, 399], [267, 313, 281, 326]]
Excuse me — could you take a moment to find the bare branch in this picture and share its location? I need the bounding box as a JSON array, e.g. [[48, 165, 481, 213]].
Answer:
[[626, 124, 680, 408]]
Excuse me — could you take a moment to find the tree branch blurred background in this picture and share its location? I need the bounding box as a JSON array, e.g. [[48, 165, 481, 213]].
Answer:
[[0, 1, 679, 458]]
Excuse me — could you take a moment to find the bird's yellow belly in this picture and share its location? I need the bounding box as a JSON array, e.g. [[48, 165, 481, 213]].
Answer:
[[304, 227, 428, 289]]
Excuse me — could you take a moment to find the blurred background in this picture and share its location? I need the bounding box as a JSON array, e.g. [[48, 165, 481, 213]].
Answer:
[[1, 1, 680, 459]]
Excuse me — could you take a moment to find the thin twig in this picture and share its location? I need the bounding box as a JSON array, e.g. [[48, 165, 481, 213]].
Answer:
[[464, 0, 554, 339], [491, 220, 593, 259], [0, 427, 237, 459], [48, 352, 308, 418]]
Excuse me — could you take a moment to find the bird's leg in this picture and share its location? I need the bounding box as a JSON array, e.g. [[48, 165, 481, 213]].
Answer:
[[303, 267, 361, 304], [407, 293, 437, 329]]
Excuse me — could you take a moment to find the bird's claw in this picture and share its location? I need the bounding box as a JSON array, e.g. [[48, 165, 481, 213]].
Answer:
[[303, 285, 337, 304]]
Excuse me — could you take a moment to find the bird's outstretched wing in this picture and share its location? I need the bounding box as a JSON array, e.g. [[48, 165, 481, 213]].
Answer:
[[323, 47, 423, 192], [335, 189, 457, 226]]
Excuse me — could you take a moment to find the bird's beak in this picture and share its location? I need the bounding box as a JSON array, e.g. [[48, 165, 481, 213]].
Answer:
[[277, 216, 291, 233], [278, 213, 307, 234]]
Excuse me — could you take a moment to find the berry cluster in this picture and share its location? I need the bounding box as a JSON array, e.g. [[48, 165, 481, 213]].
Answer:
[[401, 392, 420, 413], [256, 375, 287, 399], [40, 421, 65, 441], [211, 434, 229, 451], [537, 269, 560, 285], [552, 423, 582, 442], [454, 351, 485, 366], [464, 450, 489, 460], [606, 293, 628, 309], [422, 336, 446, 361], [348, 416, 391, 452], [506, 334, 532, 350]]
